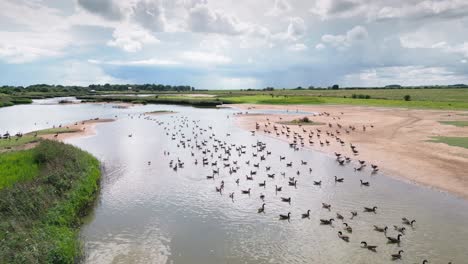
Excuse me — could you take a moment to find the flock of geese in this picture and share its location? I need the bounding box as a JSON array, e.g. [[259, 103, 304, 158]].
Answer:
[[138, 110, 452, 264]]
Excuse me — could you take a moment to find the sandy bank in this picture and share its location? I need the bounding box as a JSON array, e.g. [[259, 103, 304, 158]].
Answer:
[[40, 118, 115, 141], [229, 104, 468, 199]]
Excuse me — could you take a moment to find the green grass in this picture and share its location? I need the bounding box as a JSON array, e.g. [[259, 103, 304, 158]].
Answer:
[[0, 150, 39, 190], [0, 128, 79, 152], [34, 127, 80, 135], [429, 137, 468, 149], [439, 121, 468, 127], [0, 140, 101, 263], [0, 94, 32, 108]]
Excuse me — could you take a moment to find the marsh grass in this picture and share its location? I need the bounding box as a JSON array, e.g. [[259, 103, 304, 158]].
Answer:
[[429, 136, 468, 149], [439, 121, 468, 127], [0, 150, 39, 189], [0, 140, 101, 263]]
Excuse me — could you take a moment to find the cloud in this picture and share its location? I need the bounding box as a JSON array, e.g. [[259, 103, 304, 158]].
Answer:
[[187, 3, 245, 35], [320, 25, 368, 50], [267, 0, 292, 16], [288, 43, 307, 51], [53, 61, 124, 86], [107, 24, 160, 52], [181, 51, 232, 65], [310, 0, 361, 20], [77, 0, 123, 20], [131, 0, 167, 32], [344, 65, 468, 86], [88, 58, 179, 66]]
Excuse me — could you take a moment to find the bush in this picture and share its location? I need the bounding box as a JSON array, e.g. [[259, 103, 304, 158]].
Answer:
[[404, 95, 411, 101]]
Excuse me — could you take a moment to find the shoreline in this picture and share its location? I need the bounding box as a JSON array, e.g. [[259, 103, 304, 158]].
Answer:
[[228, 103, 468, 199], [39, 118, 115, 141]]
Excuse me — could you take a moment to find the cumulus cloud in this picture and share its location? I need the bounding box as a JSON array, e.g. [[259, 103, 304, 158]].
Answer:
[[320, 25, 368, 50], [181, 51, 232, 65], [77, 0, 122, 20], [187, 3, 245, 35], [131, 0, 167, 32], [288, 43, 307, 51], [267, 0, 292, 16], [107, 24, 160, 52]]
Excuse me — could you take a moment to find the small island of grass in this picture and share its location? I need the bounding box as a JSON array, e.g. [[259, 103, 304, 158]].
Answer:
[[280, 116, 324, 126]]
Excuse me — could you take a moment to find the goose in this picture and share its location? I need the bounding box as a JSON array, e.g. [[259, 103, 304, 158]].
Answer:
[[215, 186, 222, 193], [386, 234, 403, 243], [246, 175, 254, 181], [322, 203, 331, 210], [235, 178, 240, 185], [336, 213, 344, 220], [373, 225, 387, 233], [229, 192, 234, 199], [241, 188, 251, 194], [259, 180, 266, 187], [258, 203, 265, 213], [335, 176, 344, 183], [275, 185, 282, 192], [343, 223, 352, 233], [350, 211, 358, 219], [402, 218, 416, 226], [393, 225, 406, 234], [279, 212, 291, 220], [391, 250, 404, 260], [338, 231, 349, 242], [320, 218, 334, 225], [267, 173, 275, 179], [281, 197, 291, 203], [364, 206, 377, 213], [260, 193, 265, 200], [302, 210, 311, 218], [360, 179, 370, 186], [421, 260, 428, 264], [206, 175, 215, 179], [288, 180, 297, 187], [360, 241, 377, 252], [313, 181, 322, 186]]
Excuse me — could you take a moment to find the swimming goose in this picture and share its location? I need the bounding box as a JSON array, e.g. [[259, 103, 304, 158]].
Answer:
[[302, 210, 311, 218], [373, 225, 388, 233], [275, 185, 282, 192], [259, 180, 266, 187], [391, 250, 404, 260], [338, 231, 349, 242], [206, 175, 215, 179], [364, 206, 377, 213], [260, 193, 265, 200], [322, 203, 331, 210], [229, 192, 234, 199], [313, 181, 322, 186], [334, 176, 344, 183], [393, 225, 406, 234], [360, 180, 370, 186], [288, 180, 297, 187], [320, 218, 334, 225], [343, 223, 352, 233], [386, 234, 403, 243], [281, 197, 291, 203], [241, 188, 251, 194], [258, 203, 265, 213], [360, 241, 377, 252], [402, 218, 416, 226], [336, 213, 344, 220], [235, 178, 240, 185], [350, 211, 358, 219], [279, 212, 291, 220]]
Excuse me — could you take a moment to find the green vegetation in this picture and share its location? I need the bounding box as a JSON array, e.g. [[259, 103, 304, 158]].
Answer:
[[0, 150, 39, 190], [78, 95, 221, 107], [0, 140, 101, 263], [439, 121, 468, 127], [0, 93, 32, 108], [429, 136, 468, 149], [146, 110, 176, 114], [0, 128, 79, 152]]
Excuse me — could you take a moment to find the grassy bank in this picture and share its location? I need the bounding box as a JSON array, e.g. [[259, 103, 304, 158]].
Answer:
[[0, 93, 32, 108], [429, 137, 468, 149], [439, 121, 468, 127], [0, 127, 79, 152], [0, 140, 101, 263], [77, 95, 222, 107]]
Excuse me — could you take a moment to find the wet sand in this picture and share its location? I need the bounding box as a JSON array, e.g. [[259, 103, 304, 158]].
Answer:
[[230, 104, 468, 199], [40, 118, 115, 141]]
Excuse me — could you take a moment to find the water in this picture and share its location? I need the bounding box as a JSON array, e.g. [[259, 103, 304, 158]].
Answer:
[[1, 99, 467, 263]]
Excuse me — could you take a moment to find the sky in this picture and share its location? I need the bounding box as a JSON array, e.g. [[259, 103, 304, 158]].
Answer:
[[1, 0, 468, 89]]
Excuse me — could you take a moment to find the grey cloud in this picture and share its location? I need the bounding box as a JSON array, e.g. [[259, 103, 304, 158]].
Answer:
[[77, 0, 122, 20], [131, 0, 166, 32]]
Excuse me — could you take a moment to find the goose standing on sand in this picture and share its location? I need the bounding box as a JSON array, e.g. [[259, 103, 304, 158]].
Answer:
[[313, 180, 321, 186], [391, 250, 404, 260], [281, 197, 291, 203], [275, 185, 282, 192], [337, 231, 349, 242], [360, 241, 377, 252], [360, 179, 370, 186], [259, 180, 266, 187]]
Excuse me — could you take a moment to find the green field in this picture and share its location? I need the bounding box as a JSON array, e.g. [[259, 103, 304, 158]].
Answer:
[[439, 121, 468, 127], [0, 140, 101, 263], [430, 137, 468, 149]]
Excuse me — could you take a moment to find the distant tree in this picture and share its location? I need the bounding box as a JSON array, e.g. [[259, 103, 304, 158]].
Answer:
[[404, 95, 411, 101], [332, 84, 339, 90]]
